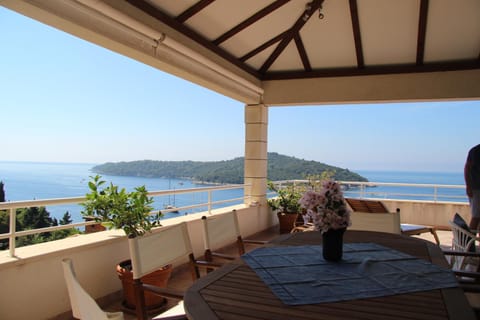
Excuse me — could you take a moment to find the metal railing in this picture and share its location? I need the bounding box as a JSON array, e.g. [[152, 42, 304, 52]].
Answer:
[[338, 181, 467, 202], [0, 180, 468, 257], [0, 184, 249, 257], [268, 180, 468, 203]]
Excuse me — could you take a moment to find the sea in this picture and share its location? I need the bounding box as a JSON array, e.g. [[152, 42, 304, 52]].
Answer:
[[0, 161, 468, 223]]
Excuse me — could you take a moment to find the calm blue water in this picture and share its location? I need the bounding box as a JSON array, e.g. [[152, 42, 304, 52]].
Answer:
[[0, 162, 467, 223], [0, 161, 243, 223], [350, 170, 467, 203], [355, 170, 464, 185]]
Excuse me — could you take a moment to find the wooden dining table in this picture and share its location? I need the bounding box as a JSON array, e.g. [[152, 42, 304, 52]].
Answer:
[[184, 230, 476, 320]]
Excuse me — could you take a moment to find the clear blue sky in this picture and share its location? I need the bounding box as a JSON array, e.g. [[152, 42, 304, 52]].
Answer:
[[1, 7, 479, 172]]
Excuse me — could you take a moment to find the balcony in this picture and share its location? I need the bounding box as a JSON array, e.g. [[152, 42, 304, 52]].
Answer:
[[0, 181, 470, 319], [1, 1, 478, 318]]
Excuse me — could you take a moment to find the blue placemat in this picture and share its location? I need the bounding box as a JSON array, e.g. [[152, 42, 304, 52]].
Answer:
[[241, 243, 458, 305]]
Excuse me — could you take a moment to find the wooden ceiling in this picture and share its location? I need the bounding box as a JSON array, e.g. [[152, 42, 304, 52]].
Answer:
[[123, 0, 480, 80]]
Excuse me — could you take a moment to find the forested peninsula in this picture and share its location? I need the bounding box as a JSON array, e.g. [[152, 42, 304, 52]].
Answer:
[[92, 152, 368, 184]]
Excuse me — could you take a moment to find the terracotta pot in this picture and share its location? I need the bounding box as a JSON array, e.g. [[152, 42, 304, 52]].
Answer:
[[83, 216, 106, 233], [116, 260, 173, 312], [277, 212, 299, 234]]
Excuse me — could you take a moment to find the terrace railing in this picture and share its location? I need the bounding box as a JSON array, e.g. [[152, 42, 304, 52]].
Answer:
[[0, 184, 249, 257], [268, 180, 468, 203], [1, 180, 468, 257], [339, 181, 467, 202]]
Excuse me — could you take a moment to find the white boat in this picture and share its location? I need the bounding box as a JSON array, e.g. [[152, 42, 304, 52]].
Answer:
[[165, 205, 179, 213]]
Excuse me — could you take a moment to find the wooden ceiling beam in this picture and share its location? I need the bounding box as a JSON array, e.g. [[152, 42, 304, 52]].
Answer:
[[239, 31, 288, 62], [349, 0, 364, 68], [213, 0, 290, 45], [176, 0, 215, 23], [416, 0, 429, 65], [125, 0, 260, 78], [262, 60, 480, 80], [294, 33, 312, 71], [259, 0, 325, 74]]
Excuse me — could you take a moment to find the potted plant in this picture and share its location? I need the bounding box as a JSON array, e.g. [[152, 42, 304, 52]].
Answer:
[[267, 181, 303, 234], [81, 175, 171, 312]]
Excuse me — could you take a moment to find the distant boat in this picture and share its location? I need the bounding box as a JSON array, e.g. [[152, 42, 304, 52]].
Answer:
[[166, 179, 180, 213], [165, 205, 179, 213]]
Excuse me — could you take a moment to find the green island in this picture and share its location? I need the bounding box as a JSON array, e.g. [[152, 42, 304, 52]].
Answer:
[[92, 152, 368, 184]]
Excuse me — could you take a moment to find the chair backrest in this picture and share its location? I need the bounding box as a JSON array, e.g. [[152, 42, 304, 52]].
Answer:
[[128, 222, 194, 280], [346, 198, 401, 234], [449, 221, 479, 270], [202, 210, 242, 252], [349, 211, 401, 234], [346, 198, 389, 213], [62, 258, 124, 320]]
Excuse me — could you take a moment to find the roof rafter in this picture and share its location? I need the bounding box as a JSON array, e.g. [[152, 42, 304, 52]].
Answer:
[[259, 0, 325, 74], [294, 33, 311, 71], [213, 0, 290, 45], [349, 0, 364, 68], [176, 0, 216, 23], [416, 0, 429, 65], [239, 31, 288, 62]]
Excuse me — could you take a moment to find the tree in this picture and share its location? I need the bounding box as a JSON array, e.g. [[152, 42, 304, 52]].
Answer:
[[0, 184, 80, 250], [0, 207, 79, 250], [0, 181, 6, 249], [0, 211, 9, 250], [0, 181, 5, 202], [18, 207, 53, 230], [60, 212, 73, 225]]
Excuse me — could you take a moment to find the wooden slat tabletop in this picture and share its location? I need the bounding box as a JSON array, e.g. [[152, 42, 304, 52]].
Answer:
[[185, 230, 476, 320]]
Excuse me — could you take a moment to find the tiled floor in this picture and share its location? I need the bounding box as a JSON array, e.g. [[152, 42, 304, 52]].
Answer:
[[105, 227, 454, 320]]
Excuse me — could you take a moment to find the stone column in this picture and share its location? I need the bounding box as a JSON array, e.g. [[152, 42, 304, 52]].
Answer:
[[244, 104, 268, 206]]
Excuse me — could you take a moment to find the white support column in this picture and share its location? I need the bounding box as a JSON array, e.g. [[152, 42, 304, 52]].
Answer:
[[244, 104, 268, 206]]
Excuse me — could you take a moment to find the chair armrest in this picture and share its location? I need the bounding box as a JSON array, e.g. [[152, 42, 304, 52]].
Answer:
[[454, 270, 480, 280], [142, 284, 184, 300], [211, 252, 236, 260], [193, 259, 223, 269], [243, 239, 269, 245], [442, 250, 480, 258]]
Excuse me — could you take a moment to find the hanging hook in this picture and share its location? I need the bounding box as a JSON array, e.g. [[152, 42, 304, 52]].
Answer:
[[318, 3, 325, 20]]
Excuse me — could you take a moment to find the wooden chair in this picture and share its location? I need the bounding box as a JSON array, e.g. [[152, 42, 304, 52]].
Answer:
[[290, 212, 316, 233], [62, 258, 124, 320], [128, 222, 221, 320], [345, 198, 440, 243], [349, 208, 402, 234], [201, 210, 267, 262]]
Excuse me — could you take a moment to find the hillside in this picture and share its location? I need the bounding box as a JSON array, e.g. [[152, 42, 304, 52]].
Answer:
[[92, 152, 368, 184]]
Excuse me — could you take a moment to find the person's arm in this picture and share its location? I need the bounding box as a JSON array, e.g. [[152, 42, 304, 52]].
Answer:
[[465, 159, 473, 197]]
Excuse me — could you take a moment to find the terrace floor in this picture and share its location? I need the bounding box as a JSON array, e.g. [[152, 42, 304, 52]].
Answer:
[[101, 227, 453, 320]]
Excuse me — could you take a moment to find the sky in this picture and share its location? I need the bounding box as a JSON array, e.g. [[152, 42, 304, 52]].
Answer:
[[1, 7, 479, 173]]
